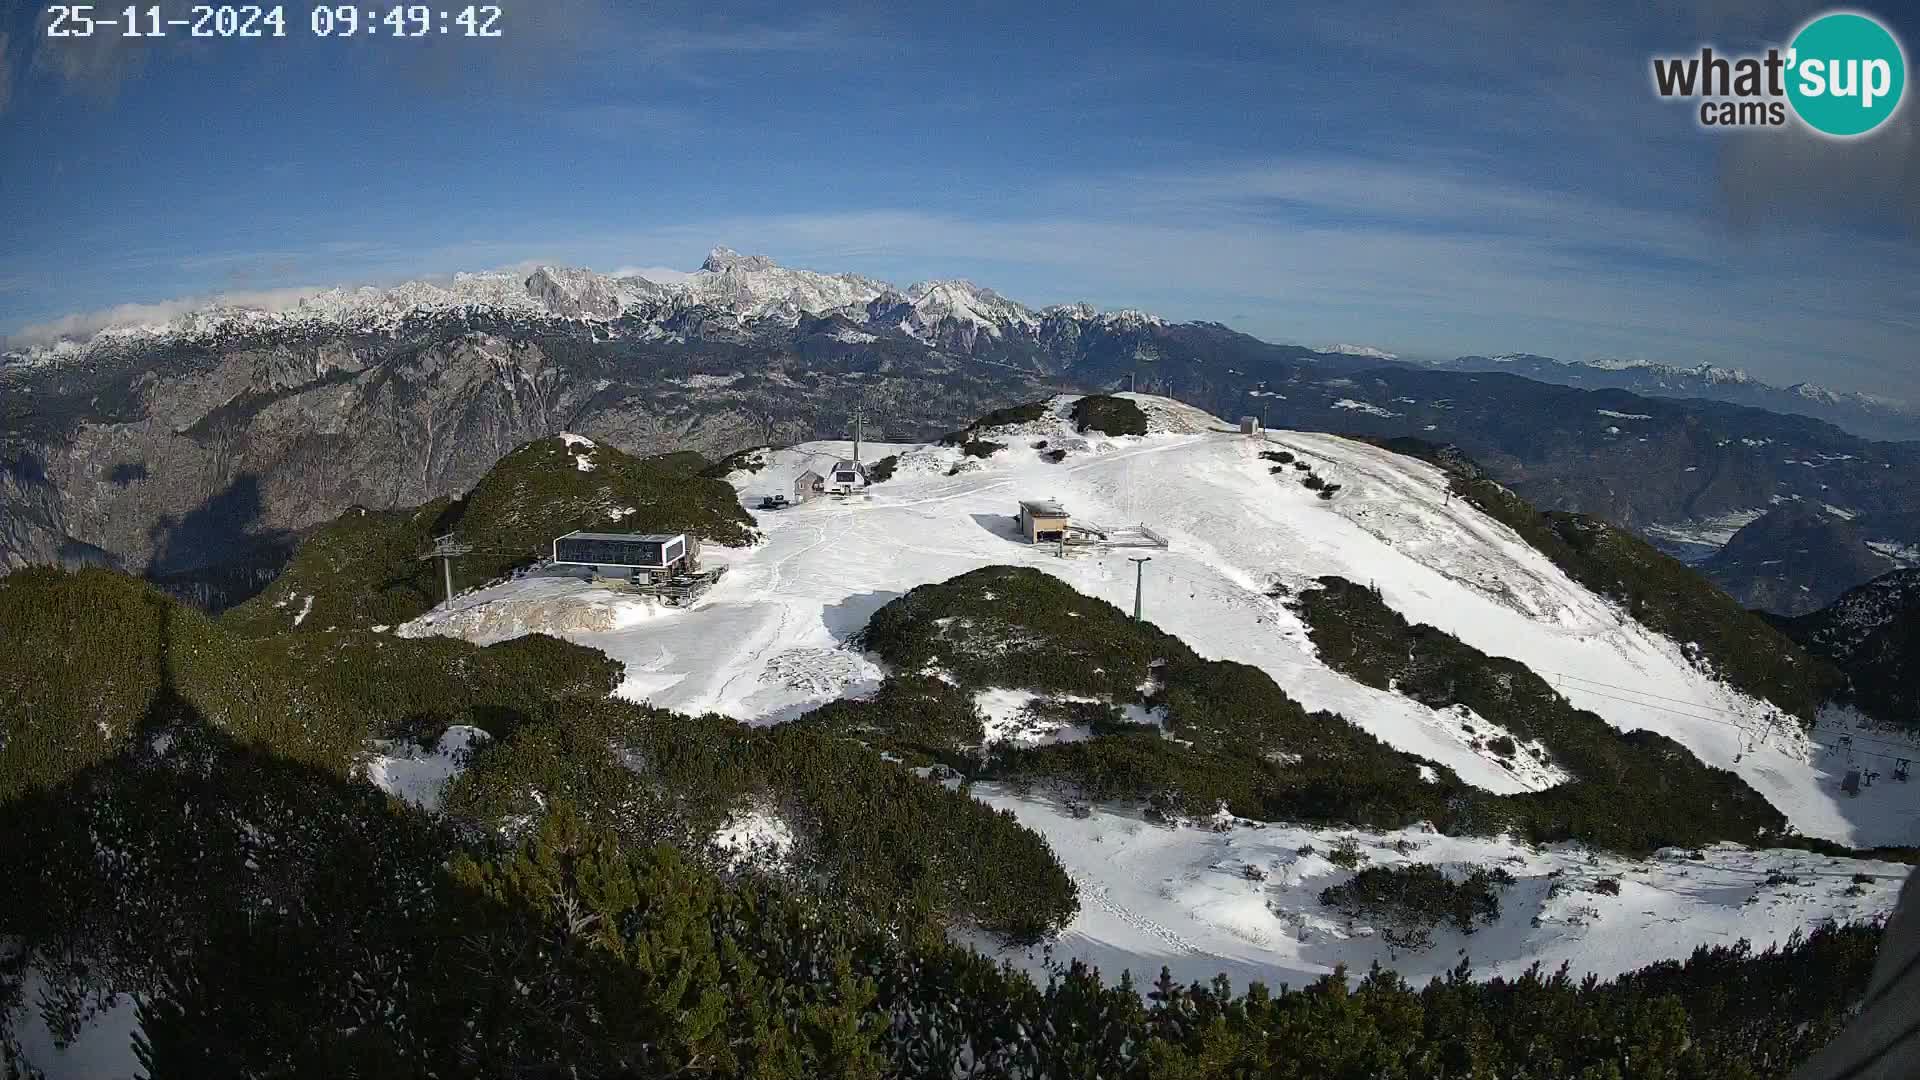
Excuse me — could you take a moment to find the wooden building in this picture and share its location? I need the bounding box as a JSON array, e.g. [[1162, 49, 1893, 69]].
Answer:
[[793, 469, 824, 503], [1018, 499, 1070, 544]]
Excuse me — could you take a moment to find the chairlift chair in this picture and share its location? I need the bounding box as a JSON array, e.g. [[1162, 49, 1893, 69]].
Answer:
[[1896, 758, 1911, 782]]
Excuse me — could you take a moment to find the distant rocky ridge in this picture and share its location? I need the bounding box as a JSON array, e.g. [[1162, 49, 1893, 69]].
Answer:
[[1773, 569, 1920, 727], [5, 248, 1919, 616], [1701, 503, 1899, 617], [2, 248, 1163, 370], [1430, 353, 1920, 443]]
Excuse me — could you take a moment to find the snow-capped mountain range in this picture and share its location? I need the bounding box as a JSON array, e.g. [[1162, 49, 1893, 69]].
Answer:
[[3, 247, 1164, 366], [15, 249, 1912, 444], [1437, 353, 1920, 441]]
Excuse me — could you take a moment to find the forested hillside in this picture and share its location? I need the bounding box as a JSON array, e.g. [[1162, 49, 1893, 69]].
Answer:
[[3, 398, 1914, 1075], [222, 435, 754, 634]]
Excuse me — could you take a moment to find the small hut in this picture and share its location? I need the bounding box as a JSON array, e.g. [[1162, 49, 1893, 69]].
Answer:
[[793, 469, 824, 504], [1240, 416, 1261, 435], [1018, 499, 1070, 544]]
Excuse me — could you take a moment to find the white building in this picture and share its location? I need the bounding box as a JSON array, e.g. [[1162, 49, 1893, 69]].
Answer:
[[827, 459, 868, 493]]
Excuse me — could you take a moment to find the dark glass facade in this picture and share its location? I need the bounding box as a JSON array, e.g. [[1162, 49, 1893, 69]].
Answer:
[[554, 536, 680, 567]]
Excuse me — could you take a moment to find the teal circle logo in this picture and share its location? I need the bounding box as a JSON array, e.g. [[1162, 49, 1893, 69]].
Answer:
[[1787, 12, 1906, 136]]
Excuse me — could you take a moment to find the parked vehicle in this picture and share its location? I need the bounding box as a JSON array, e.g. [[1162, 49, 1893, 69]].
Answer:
[[758, 494, 790, 510]]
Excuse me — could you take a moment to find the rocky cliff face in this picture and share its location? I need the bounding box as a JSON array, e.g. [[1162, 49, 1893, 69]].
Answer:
[[2, 330, 1037, 585]]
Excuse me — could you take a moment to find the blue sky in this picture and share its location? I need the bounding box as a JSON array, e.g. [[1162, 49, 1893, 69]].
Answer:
[[2, 0, 1916, 396]]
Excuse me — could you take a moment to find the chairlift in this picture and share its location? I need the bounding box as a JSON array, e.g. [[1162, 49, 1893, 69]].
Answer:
[[1895, 758, 1911, 783]]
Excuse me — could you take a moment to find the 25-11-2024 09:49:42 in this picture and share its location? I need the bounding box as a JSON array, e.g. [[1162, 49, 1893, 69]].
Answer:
[[44, 4, 503, 37]]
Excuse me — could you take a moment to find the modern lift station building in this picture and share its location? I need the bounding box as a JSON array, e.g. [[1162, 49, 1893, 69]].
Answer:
[[550, 531, 693, 580], [827, 459, 868, 493]]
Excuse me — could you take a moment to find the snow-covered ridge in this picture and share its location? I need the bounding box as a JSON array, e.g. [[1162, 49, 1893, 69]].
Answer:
[[398, 393, 1915, 851], [1323, 343, 1398, 360], [1450, 354, 1914, 415], [4, 248, 1158, 365], [386, 393, 1912, 997]]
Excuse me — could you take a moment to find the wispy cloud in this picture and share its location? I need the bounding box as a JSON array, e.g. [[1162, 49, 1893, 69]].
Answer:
[[28, 8, 151, 101], [14, 286, 333, 344], [19, 4, 863, 107], [611, 265, 693, 283], [388, 5, 863, 94], [10, 157, 1916, 396]]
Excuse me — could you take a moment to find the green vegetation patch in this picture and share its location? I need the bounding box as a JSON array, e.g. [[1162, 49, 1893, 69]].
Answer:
[[446, 694, 1075, 942], [226, 435, 757, 633], [797, 675, 983, 769], [865, 454, 900, 484], [0, 711, 1889, 1078], [1295, 575, 1787, 851], [699, 444, 773, 478], [958, 439, 1005, 459], [861, 566, 1175, 701], [1319, 862, 1515, 939], [859, 567, 1475, 830], [855, 566, 1791, 853], [0, 567, 620, 798], [221, 501, 452, 635], [449, 437, 754, 575], [972, 399, 1052, 428], [939, 398, 1054, 446], [1070, 394, 1149, 436], [1774, 569, 1920, 732], [1360, 437, 1837, 721]]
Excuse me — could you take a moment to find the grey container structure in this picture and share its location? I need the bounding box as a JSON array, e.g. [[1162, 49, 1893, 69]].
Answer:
[[550, 531, 691, 581], [1240, 416, 1261, 434]]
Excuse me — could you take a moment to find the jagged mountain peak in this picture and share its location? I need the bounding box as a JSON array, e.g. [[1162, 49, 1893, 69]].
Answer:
[[700, 246, 775, 273], [1042, 301, 1100, 320], [898, 279, 1036, 337]]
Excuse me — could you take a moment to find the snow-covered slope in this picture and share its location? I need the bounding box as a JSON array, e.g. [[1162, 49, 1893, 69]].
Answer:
[[397, 393, 1916, 986], [405, 394, 1916, 843], [962, 791, 1911, 992]]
